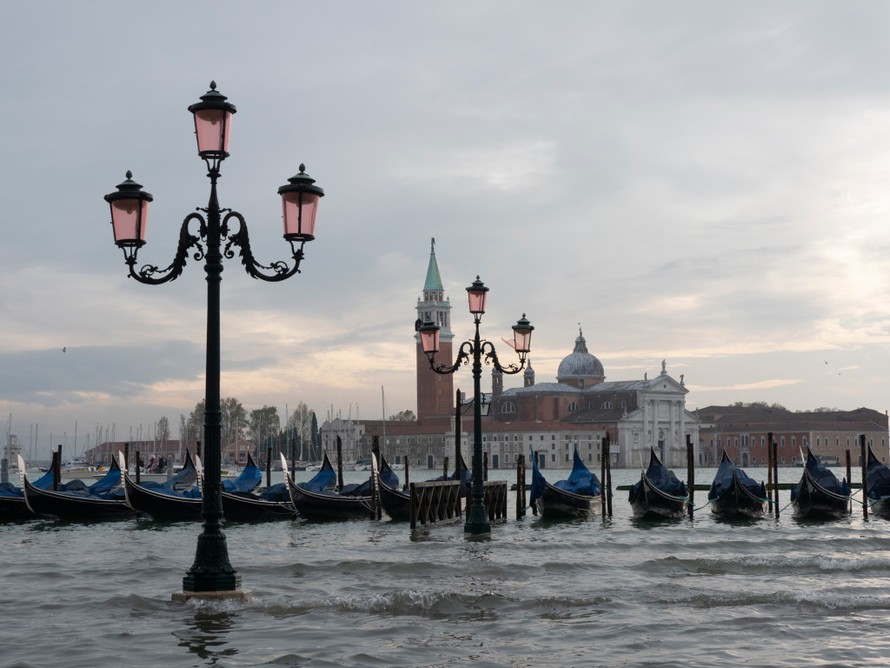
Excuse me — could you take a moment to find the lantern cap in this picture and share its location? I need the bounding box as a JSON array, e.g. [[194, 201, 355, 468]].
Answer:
[[104, 170, 153, 204], [466, 276, 489, 296], [278, 164, 325, 198], [187, 81, 237, 116]]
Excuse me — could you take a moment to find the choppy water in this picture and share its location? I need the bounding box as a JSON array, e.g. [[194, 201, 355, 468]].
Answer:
[[3, 466, 890, 667]]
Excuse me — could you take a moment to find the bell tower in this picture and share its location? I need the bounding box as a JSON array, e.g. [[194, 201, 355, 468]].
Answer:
[[415, 238, 454, 422]]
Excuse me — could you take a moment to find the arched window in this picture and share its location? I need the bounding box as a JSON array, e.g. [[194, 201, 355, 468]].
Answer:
[[601, 401, 612, 409], [501, 401, 516, 414], [568, 402, 579, 412]]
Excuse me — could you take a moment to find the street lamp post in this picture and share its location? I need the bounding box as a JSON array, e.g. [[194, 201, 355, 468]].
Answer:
[[419, 277, 532, 536], [453, 387, 490, 481], [104, 82, 324, 599]]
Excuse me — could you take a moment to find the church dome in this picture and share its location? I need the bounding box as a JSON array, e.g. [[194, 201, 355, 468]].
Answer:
[[557, 330, 604, 385]]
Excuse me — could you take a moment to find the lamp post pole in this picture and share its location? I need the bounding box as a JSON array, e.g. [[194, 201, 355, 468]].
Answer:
[[104, 82, 324, 598], [419, 277, 532, 536]]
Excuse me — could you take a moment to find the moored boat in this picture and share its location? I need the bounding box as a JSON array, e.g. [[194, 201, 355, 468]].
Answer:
[[865, 446, 890, 519], [122, 450, 203, 520], [529, 447, 602, 519], [707, 451, 766, 519], [790, 447, 851, 519], [20, 454, 134, 520], [628, 449, 689, 519], [0, 466, 55, 520], [282, 451, 398, 521]]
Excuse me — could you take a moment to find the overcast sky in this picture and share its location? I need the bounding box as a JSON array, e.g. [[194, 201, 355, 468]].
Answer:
[[3, 2, 890, 459]]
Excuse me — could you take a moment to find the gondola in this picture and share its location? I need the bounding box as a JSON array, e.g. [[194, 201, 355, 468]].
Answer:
[[282, 451, 398, 521], [627, 449, 689, 519], [529, 447, 602, 519], [19, 454, 134, 520], [221, 453, 295, 521], [865, 445, 890, 519], [377, 454, 470, 522], [125, 452, 294, 521], [707, 451, 766, 519], [790, 447, 851, 519], [0, 466, 55, 520], [122, 450, 203, 520]]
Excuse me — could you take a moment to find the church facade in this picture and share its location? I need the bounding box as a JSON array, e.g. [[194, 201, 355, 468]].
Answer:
[[320, 240, 700, 469]]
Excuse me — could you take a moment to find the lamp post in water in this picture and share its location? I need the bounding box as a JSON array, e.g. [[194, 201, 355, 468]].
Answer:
[[418, 277, 532, 536], [104, 82, 324, 599]]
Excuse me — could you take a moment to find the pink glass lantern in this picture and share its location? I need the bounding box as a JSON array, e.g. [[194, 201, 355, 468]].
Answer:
[[278, 164, 325, 242], [188, 81, 236, 159], [512, 314, 534, 355], [466, 277, 488, 315], [104, 171, 153, 247], [418, 320, 441, 356]]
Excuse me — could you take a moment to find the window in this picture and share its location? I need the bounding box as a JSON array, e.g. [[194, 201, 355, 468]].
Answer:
[[601, 401, 612, 409], [501, 401, 516, 414], [568, 402, 579, 412]]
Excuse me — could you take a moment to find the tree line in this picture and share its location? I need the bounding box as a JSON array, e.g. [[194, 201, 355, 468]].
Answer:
[[146, 401, 417, 464]]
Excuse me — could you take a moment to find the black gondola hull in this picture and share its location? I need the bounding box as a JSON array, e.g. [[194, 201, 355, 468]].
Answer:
[[378, 482, 411, 522], [0, 495, 35, 520], [792, 471, 850, 519], [629, 475, 688, 520], [123, 475, 202, 521], [288, 484, 372, 521], [710, 473, 766, 519], [23, 478, 134, 520], [536, 481, 601, 519], [221, 492, 296, 521]]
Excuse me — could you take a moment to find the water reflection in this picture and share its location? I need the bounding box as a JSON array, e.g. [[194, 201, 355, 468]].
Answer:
[[176, 608, 238, 664]]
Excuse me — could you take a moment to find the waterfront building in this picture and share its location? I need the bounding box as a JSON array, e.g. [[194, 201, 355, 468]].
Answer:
[[695, 404, 889, 467], [320, 239, 700, 469]]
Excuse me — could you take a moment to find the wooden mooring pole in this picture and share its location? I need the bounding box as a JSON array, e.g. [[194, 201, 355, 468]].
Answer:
[[767, 435, 774, 512], [531, 450, 539, 516], [371, 436, 381, 520], [601, 437, 607, 516], [603, 434, 613, 517], [769, 432, 780, 519], [53, 446, 61, 491], [860, 434, 869, 519], [516, 454, 526, 519], [336, 435, 344, 491], [686, 434, 694, 518]]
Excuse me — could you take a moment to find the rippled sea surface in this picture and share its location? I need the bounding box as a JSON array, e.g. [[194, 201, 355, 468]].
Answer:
[[3, 466, 890, 667]]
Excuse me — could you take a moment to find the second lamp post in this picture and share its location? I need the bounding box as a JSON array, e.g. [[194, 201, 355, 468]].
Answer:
[[419, 277, 532, 535]]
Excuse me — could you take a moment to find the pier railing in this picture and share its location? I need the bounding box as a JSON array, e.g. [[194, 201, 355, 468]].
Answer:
[[409, 480, 462, 529]]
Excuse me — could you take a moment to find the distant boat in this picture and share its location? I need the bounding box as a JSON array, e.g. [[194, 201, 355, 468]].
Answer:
[[865, 446, 890, 519], [353, 456, 374, 472], [628, 449, 689, 519], [790, 447, 851, 519], [529, 447, 602, 519], [707, 451, 766, 519]]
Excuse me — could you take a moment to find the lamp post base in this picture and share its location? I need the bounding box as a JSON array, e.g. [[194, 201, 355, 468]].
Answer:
[[464, 502, 491, 536], [172, 588, 251, 603]]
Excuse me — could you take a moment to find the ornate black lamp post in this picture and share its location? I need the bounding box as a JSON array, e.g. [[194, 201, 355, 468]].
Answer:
[[419, 277, 532, 535], [104, 82, 324, 598]]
